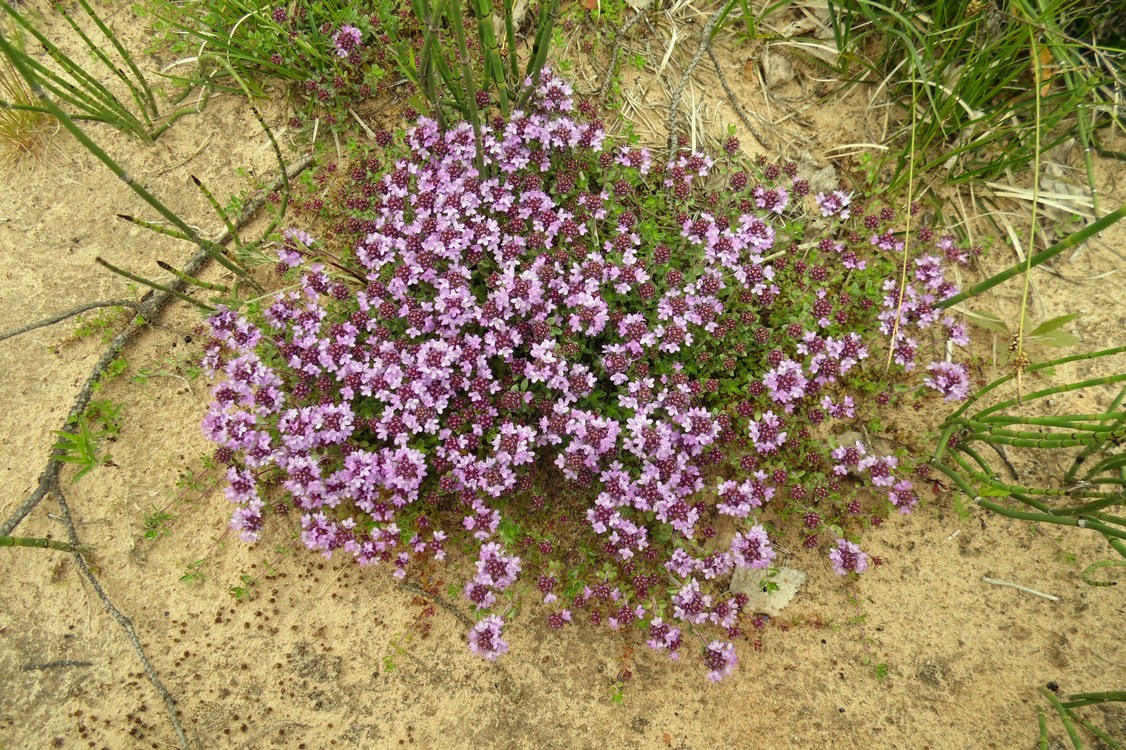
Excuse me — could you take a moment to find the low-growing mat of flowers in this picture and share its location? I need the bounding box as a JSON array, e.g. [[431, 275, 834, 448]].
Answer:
[[203, 71, 975, 680]]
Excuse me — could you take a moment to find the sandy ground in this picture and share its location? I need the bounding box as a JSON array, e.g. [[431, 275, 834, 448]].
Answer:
[[1, 3, 1124, 749]]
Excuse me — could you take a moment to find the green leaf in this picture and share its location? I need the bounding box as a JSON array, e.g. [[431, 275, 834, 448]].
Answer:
[[962, 309, 1010, 335], [1028, 329, 1080, 348], [1029, 313, 1079, 336], [498, 517, 519, 546], [979, 485, 1012, 498]]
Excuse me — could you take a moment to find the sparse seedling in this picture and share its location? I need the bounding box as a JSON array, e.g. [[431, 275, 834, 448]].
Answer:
[[52, 418, 112, 483], [132, 349, 204, 390], [71, 306, 130, 343], [84, 399, 124, 438], [230, 573, 257, 600], [142, 509, 176, 540], [230, 547, 290, 600], [180, 558, 207, 584], [382, 593, 437, 674], [176, 465, 217, 495]]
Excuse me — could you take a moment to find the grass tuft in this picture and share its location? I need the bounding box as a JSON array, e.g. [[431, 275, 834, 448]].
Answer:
[[826, 0, 1125, 192], [0, 22, 53, 170]]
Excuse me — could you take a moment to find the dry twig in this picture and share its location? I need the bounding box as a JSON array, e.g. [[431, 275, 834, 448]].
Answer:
[[21, 659, 94, 670], [981, 575, 1060, 601], [0, 300, 144, 343], [667, 5, 727, 154], [599, 0, 657, 101], [707, 46, 772, 152], [0, 155, 314, 750]]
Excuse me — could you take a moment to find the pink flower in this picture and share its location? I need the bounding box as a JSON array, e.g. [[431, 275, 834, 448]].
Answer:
[[763, 359, 808, 406], [829, 538, 870, 575], [730, 525, 775, 569], [924, 361, 970, 401], [748, 411, 787, 454], [703, 640, 738, 682], [468, 615, 509, 660], [888, 479, 919, 514], [815, 190, 852, 219], [332, 25, 362, 58]]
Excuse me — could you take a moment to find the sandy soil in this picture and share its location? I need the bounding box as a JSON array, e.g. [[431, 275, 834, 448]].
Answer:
[[1, 3, 1124, 749]]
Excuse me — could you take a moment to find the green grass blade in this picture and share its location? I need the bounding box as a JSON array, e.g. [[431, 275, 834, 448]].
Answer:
[[937, 205, 1126, 309], [54, 0, 153, 127]]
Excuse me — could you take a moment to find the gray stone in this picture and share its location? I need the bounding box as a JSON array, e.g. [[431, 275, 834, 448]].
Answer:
[[835, 430, 895, 477], [730, 566, 807, 616], [804, 163, 840, 197], [761, 50, 796, 88]]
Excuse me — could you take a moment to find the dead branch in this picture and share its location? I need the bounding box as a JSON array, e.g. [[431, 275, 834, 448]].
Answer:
[[667, 5, 727, 155], [397, 581, 475, 628], [0, 154, 313, 750], [54, 484, 194, 749], [0, 155, 312, 537], [706, 46, 773, 152], [598, 0, 657, 101], [0, 300, 144, 343], [20, 659, 94, 670]]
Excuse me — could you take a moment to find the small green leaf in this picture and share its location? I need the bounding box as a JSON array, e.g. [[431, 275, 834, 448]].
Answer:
[[498, 517, 519, 546], [1028, 329, 1079, 348], [962, 309, 1010, 335], [979, 485, 1012, 498], [1029, 313, 1079, 336]]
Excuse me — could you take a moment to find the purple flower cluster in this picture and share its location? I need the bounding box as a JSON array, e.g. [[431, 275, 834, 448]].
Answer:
[[703, 640, 738, 682], [877, 245, 971, 382], [462, 542, 521, 610], [204, 71, 974, 681], [924, 361, 971, 401], [815, 190, 852, 220], [829, 538, 870, 576], [468, 615, 508, 660], [331, 25, 362, 58]]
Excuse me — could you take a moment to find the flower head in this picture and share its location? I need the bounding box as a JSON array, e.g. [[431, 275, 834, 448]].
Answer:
[[702, 640, 737, 682], [730, 525, 775, 569], [829, 538, 870, 575], [888, 479, 919, 514], [924, 361, 970, 401], [815, 190, 852, 219], [468, 615, 509, 661], [332, 25, 362, 57], [748, 411, 787, 454]]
